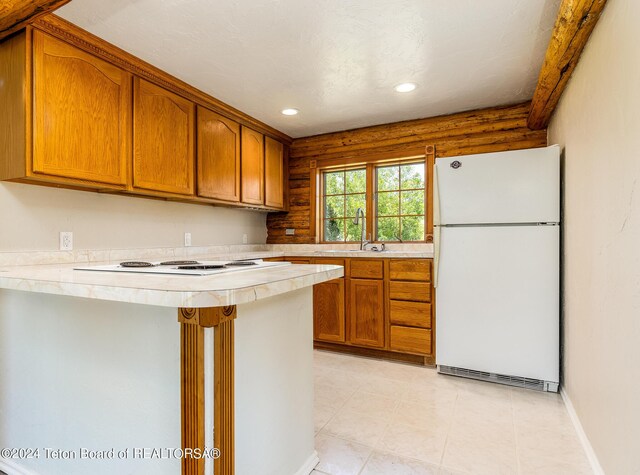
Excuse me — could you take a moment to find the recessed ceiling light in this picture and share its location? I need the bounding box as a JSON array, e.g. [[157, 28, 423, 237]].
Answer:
[[394, 83, 417, 93], [281, 108, 299, 116]]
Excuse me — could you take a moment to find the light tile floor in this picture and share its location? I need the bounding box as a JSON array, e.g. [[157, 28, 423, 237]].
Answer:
[[312, 350, 592, 475]]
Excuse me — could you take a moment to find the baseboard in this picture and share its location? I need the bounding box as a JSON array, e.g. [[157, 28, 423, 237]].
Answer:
[[561, 388, 605, 475], [293, 450, 319, 475], [0, 458, 40, 475]]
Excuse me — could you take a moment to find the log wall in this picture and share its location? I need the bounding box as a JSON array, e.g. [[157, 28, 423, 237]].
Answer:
[[267, 102, 547, 244]]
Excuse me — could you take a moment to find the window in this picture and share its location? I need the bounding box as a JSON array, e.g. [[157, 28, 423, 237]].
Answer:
[[319, 159, 428, 243], [376, 162, 425, 241], [322, 168, 366, 242]]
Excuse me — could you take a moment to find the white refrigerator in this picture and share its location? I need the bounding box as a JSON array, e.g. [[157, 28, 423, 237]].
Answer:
[[434, 145, 560, 392]]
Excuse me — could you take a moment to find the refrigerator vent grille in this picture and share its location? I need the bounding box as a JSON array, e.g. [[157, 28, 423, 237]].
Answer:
[[439, 365, 545, 391]]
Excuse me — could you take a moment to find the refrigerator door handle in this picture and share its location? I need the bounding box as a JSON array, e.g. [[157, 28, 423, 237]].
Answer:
[[433, 224, 440, 288], [433, 162, 441, 288]]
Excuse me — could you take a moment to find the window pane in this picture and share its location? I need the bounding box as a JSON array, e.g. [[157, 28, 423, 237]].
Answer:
[[346, 194, 366, 217], [345, 169, 366, 194], [401, 190, 425, 215], [324, 219, 344, 242], [377, 165, 399, 191], [346, 219, 362, 242], [401, 163, 425, 189], [401, 216, 424, 241], [377, 217, 400, 241], [377, 191, 399, 216], [325, 195, 345, 219], [324, 171, 344, 195]]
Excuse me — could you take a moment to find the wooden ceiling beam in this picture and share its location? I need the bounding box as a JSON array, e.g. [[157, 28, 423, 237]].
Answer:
[[0, 0, 71, 41], [528, 0, 608, 130]]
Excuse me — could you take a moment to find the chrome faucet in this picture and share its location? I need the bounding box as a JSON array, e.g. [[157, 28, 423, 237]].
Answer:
[[353, 208, 369, 250]]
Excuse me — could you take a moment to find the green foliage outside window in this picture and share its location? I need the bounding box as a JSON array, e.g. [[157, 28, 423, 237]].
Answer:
[[376, 163, 425, 241], [323, 169, 366, 242]]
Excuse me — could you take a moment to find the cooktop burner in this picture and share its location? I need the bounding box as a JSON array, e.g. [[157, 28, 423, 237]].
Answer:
[[75, 258, 291, 276], [120, 261, 154, 268], [159, 260, 200, 266]]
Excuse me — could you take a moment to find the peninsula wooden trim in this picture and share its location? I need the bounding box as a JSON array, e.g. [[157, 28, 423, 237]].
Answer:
[[214, 319, 235, 475], [178, 306, 237, 327], [527, 0, 608, 129], [0, 0, 70, 41], [30, 14, 291, 144], [180, 322, 205, 475], [179, 306, 236, 475]]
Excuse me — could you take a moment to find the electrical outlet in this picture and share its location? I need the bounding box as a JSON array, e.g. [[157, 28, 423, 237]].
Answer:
[[285, 228, 295, 236], [59, 232, 73, 251], [184, 232, 192, 247], [242, 234, 248, 244]]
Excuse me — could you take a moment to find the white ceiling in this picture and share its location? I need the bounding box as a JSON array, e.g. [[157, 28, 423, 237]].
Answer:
[[57, 0, 560, 138]]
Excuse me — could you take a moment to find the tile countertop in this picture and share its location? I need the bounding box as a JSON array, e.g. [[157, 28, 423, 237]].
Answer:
[[0, 261, 343, 308], [269, 243, 435, 259], [287, 249, 434, 258], [0, 244, 433, 308]]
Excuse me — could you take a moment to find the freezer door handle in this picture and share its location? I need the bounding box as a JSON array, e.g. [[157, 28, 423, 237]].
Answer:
[[433, 162, 441, 288]]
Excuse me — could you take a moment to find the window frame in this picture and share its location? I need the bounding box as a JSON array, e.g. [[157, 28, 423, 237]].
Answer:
[[374, 160, 428, 242], [320, 166, 368, 243], [312, 146, 435, 244]]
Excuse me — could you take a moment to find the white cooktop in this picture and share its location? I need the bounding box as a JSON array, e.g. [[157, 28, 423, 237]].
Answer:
[[74, 259, 291, 276]]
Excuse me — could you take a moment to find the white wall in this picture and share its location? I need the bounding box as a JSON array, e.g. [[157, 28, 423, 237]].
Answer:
[[0, 290, 181, 475], [234, 288, 316, 475], [0, 182, 268, 251], [548, 0, 640, 473]]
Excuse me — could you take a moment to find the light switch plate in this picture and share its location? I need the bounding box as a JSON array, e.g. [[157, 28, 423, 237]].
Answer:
[[184, 232, 192, 247]]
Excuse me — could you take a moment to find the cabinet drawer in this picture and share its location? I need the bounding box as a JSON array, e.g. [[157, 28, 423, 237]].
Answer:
[[350, 260, 383, 279], [313, 258, 346, 267], [390, 326, 432, 355], [389, 300, 431, 328], [389, 259, 431, 282], [286, 258, 311, 264], [389, 281, 431, 302]]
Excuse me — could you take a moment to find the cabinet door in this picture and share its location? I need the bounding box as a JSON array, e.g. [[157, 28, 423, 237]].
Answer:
[[349, 279, 384, 348], [197, 107, 240, 202], [313, 278, 345, 343], [264, 137, 284, 209], [32, 30, 130, 186], [133, 78, 195, 195], [241, 126, 264, 205]]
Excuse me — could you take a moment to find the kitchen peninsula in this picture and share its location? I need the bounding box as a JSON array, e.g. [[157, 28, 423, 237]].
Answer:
[[0, 257, 342, 475]]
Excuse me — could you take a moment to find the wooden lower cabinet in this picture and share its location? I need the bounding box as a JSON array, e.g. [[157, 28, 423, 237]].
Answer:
[[349, 279, 385, 348], [389, 326, 432, 354], [313, 279, 345, 343], [310, 257, 435, 365]]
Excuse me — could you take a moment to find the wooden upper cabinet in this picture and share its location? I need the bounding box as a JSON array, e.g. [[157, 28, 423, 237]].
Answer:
[[32, 30, 130, 187], [240, 126, 264, 205], [197, 107, 240, 202], [133, 78, 195, 195], [264, 137, 284, 209]]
